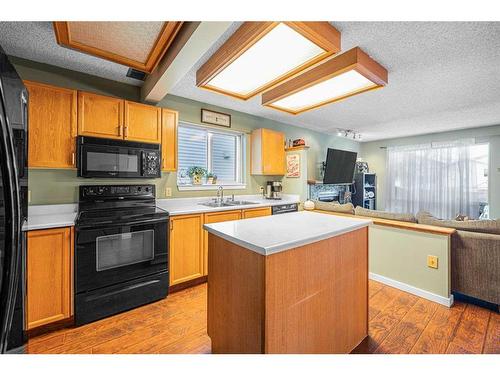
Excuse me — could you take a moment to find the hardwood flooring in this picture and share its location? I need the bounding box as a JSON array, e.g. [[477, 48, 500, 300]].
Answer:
[[27, 280, 499, 354]]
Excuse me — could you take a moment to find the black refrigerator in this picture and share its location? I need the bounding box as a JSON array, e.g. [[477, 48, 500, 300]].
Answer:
[[0, 45, 28, 353]]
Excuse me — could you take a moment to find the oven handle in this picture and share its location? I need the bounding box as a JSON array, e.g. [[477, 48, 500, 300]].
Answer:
[[75, 216, 169, 231]]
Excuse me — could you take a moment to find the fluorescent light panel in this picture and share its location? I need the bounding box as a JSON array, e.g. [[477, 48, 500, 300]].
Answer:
[[271, 70, 376, 112], [205, 23, 326, 97], [262, 47, 388, 114]]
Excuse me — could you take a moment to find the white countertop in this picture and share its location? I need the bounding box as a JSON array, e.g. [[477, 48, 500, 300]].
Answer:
[[25, 204, 78, 231], [155, 194, 299, 216], [25, 195, 300, 231], [203, 211, 371, 256]]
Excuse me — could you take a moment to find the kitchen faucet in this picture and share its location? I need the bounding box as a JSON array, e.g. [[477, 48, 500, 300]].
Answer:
[[216, 185, 224, 204]]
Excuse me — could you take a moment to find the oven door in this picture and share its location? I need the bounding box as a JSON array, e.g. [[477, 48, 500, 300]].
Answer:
[[75, 218, 168, 293], [78, 143, 143, 178]]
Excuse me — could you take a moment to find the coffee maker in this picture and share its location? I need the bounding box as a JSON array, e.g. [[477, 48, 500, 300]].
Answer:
[[265, 181, 282, 200]]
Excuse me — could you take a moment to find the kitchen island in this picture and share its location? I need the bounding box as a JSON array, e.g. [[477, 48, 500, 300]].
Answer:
[[204, 211, 371, 354]]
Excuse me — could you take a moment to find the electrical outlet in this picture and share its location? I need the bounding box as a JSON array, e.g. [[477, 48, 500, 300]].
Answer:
[[28, 190, 32, 203], [427, 255, 438, 269], [165, 187, 172, 197]]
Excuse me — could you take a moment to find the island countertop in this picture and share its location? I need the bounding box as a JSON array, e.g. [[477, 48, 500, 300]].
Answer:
[[203, 211, 371, 256]]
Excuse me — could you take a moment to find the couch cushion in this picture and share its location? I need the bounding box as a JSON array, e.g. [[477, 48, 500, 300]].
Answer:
[[416, 211, 500, 235], [313, 201, 355, 215], [354, 206, 417, 223]]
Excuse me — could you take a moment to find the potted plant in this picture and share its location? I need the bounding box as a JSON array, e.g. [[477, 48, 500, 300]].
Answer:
[[187, 166, 207, 185], [207, 173, 217, 184]]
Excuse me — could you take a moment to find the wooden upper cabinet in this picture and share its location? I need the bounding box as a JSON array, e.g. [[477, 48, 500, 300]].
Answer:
[[161, 108, 178, 171], [124, 101, 162, 143], [251, 128, 285, 175], [170, 214, 204, 286], [25, 81, 77, 168], [77, 91, 124, 139], [27, 227, 73, 330]]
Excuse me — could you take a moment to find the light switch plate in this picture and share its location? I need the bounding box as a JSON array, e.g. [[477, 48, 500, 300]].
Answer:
[[427, 255, 438, 269]]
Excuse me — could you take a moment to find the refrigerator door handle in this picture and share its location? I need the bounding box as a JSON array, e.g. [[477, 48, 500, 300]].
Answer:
[[0, 105, 22, 354]]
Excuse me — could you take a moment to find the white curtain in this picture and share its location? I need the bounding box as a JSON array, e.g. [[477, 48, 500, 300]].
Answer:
[[385, 139, 483, 219]]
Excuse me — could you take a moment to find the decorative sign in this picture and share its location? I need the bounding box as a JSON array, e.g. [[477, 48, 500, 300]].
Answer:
[[201, 109, 231, 127], [286, 154, 300, 178]]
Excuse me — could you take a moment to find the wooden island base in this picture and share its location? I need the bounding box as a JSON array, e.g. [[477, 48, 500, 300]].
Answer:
[[207, 227, 368, 354]]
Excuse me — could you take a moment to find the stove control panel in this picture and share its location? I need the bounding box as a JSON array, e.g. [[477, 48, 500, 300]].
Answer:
[[81, 185, 155, 199]]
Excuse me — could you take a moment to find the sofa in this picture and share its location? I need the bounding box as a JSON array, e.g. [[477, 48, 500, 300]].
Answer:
[[311, 200, 500, 307]]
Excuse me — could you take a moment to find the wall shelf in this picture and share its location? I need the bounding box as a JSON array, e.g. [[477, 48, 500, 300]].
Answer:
[[285, 145, 309, 152]]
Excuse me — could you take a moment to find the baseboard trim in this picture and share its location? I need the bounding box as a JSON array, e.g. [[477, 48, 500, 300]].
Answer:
[[369, 272, 453, 307]]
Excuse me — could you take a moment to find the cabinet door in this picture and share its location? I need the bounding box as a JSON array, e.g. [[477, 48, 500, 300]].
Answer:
[[170, 214, 204, 286], [78, 91, 124, 139], [203, 210, 242, 275], [242, 207, 271, 219], [27, 227, 73, 329], [25, 81, 77, 168], [161, 108, 178, 171], [262, 129, 285, 175], [124, 101, 162, 143]]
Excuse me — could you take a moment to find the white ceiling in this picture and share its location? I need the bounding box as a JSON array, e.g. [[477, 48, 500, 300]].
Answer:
[[1, 21, 500, 142], [0, 21, 143, 86], [171, 22, 500, 142]]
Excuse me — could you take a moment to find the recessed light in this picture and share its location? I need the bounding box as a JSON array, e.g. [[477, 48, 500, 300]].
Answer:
[[262, 47, 388, 115], [196, 22, 341, 100]]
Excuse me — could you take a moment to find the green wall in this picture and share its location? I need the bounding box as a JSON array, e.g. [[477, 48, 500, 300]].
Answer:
[[359, 125, 500, 219], [369, 225, 451, 302], [12, 56, 359, 205]]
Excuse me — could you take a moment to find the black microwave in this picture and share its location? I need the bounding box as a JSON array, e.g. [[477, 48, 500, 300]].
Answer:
[[77, 136, 161, 178]]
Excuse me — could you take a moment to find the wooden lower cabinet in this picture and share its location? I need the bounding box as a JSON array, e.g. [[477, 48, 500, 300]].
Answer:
[[169, 214, 204, 286], [203, 210, 242, 275], [242, 207, 272, 219], [169, 207, 271, 286], [27, 227, 73, 330]]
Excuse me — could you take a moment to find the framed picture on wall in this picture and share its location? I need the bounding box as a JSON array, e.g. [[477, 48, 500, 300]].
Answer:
[[201, 109, 231, 127], [286, 154, 300, 178]]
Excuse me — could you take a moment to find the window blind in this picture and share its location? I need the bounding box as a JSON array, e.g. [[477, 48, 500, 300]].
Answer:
[[177, 123, 243, 186]]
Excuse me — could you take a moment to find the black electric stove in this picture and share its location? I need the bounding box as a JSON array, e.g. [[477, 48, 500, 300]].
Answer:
[[74, 184, 169, 326]]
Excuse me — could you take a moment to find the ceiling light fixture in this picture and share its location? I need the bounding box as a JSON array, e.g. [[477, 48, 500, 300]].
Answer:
[[53, 22, 184, 73], [262, 47, 388, 115], [336, 129, 362, 140], [196, 22, 341, 100]]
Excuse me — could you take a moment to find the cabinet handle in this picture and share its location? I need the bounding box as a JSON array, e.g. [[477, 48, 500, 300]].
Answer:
[[118, 125, 123, 136], [170, 221, 173, 231], [124, 126, 129, 138], [71, 152, 76, 166]]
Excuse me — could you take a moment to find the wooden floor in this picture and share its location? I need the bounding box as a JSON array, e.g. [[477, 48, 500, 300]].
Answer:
[[27, 280, 499, 354]]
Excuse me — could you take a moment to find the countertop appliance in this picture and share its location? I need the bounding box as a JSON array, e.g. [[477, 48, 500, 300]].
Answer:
[[271, 203, 298, 215], [0, 45, 28, 353], [74, 184, 169, 326], [265, 181, 282, 200], [77, 136, 161, 179]]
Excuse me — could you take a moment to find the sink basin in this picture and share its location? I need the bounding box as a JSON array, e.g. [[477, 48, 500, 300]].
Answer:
[[199, 200, 258, 208], [224, 200, 258, 206], [199, 201, 233, 208]]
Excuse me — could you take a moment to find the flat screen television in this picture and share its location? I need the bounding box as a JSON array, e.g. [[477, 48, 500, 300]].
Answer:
[[323, 148, 358, 185]]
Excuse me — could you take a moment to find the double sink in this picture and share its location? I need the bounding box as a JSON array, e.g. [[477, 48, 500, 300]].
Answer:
[[199, 200, 258, 208]]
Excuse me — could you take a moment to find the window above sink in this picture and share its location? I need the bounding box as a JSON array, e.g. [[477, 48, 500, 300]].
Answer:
[[177, 122, 246, 191]]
